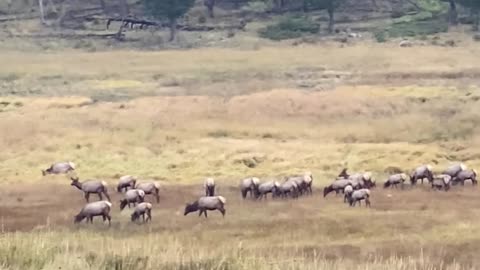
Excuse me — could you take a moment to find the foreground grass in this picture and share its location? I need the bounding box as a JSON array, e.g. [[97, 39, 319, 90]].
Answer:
[[1, 186, 480, 270]]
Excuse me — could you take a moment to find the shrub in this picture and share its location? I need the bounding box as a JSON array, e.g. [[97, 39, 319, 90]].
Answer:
[[374, 31, 387, 42], [241, 1, 273, 13], [259, 16, 320, 41], [374, 18, 448, 41]]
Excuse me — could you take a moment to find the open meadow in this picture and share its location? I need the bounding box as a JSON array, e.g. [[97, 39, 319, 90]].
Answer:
[[2, 43, 480, 269]]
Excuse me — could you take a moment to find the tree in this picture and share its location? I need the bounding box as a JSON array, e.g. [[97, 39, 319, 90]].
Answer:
[[458, 0, 480, 30], [448, 0, 458, 25], [39, 0, 46, 24], [119, 0, 129, 17], [440, 0, 458, 25], [302, 0, 345, 33], [204, 0, 215, 18], [99, 0, 106, 13], [144, 0, 195, 41]]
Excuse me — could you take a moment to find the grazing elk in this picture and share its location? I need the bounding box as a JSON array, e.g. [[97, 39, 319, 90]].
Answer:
[[324, 179, 352, 197], [204, 178, 215, 196], [120, 189, 145, 210], [410, 165, 434, 185], [184, 196, 226, 218], [443, 163, 467, 180], [42, 161, 75, 176], [384, 173, 408, 189], [432, 174, 451, 191], [240, 177, 260, 199], [347, 189, 371, 207], [71, 177, 111, 202], [117, 175, 137, 193], [257, 181, 280, 200], [135, 181, 160, 203], [304, 172, 313, 194], [276, 179, 299, 199], [454, 169, 477, 186], [349, 172, 375, 189], [131, 202, 153, 223], [74, 201, 112, 226], [286, 172, 313, 195], [343, 185, 354, 203]]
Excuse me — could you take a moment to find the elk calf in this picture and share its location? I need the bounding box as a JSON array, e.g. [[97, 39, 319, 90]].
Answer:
[[432, 174, 451, 191], [131, 202, 152, 223]]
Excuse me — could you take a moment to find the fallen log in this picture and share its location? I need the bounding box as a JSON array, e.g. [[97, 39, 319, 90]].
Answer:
[[102, 17, 246, 31], [105, 17, 158, 29], [9, 32, 120, 39]]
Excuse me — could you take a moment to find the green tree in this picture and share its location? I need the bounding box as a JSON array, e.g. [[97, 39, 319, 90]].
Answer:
[[143, 0, 195, 41], [458, 0, 480, 30], [440, 0, 458, 25], [302, 0, 345, 33]]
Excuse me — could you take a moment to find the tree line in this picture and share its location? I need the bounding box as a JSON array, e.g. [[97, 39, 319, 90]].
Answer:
[[14, 0, 480, 41]]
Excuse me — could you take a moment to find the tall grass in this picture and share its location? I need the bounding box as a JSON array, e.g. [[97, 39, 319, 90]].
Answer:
[[2, 187, 480, 270]]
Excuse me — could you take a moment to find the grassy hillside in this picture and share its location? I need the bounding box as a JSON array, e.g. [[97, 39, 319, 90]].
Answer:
[[1, 42, 480, 270], [0, 45, 480, 183]]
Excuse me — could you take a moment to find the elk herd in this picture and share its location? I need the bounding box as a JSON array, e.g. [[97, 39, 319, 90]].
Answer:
[[41, 161, 477, 226]]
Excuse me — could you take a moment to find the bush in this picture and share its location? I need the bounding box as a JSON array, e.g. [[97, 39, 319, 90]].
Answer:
[[241, 1, 273, 14], [259, 16, 320, 41], [392, 11, 434, 24], [374, 18, 448, 42], [374, 31, 387, 42]]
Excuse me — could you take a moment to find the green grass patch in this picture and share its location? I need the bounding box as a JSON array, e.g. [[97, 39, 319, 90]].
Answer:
[[0, 72, 23, 82], [374, 18, 448, 42], [259, 16, 320, 41]]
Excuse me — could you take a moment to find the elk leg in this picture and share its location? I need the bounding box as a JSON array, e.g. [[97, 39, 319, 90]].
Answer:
[[146, 210, 151, 222], [103, 191, 111, 202], [85, 192, 90, 202]]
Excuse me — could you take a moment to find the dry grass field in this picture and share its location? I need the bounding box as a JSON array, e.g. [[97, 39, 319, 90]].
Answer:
[[2, 43, 480, 269]]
